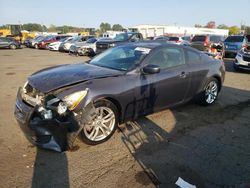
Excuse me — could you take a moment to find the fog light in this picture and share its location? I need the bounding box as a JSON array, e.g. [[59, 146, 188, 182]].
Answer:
[[57, 102, 67, 115]]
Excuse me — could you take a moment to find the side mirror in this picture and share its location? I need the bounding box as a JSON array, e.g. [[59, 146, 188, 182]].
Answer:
[[142, 64, 160, 74]]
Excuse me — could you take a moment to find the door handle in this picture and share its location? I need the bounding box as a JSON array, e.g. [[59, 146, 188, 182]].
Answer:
[[179, 72, 187, 78]]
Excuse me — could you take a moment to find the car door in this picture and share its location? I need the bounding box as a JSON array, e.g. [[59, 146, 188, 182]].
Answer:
[[141, 46, 191, 111], [0, 38, 9, 48]]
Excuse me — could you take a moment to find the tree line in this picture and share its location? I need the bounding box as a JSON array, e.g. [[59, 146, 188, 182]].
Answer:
[[1, 22, 249, 35], [0, 22, 124, 33], [194, 21, 250, 35]]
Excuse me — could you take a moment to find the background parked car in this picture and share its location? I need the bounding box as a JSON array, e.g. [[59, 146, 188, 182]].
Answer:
[[0, 37, 21, 49], [167, 36, 190, 46], [37, 35, 70, 49], [191, 35, 224, 59], [30, 36, 46, 49], [182, 36, 192, 42], [95, 32, 143, 54], [69, 37, 98, 56], [59, 35, 94, 52], [154, 36, 169, 41], [224, 35, 249, 58], [48, 36, 73, 51], [234, 44, 250, 71], [23, 36, 34, 47]]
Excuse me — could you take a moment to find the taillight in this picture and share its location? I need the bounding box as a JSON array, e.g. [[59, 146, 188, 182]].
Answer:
[[204, 37, 209, 46], [242, 44, 247, 49]]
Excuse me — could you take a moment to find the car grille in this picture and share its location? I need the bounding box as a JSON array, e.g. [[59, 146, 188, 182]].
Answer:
[[96, 43, 109, 50], [243, 55, 250, 62]]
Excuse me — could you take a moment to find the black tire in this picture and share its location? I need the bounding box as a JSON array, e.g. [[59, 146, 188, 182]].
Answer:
[[10, 44, 17, 50], [195, 78, 219, 106], [233, 64, 240, 71], [34, 44, 38, 49], [80, 100, 118, 145]]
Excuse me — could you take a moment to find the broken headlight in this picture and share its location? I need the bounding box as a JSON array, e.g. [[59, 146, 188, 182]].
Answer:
[[62, 90, 88, 110]]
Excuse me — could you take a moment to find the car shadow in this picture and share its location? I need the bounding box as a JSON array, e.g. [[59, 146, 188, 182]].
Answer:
[[31, 148, 69, 188], [223, 58, 250, 74], [120, 86, 250, 187]]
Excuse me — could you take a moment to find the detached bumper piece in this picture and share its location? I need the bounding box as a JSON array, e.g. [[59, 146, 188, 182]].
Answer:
[[29, 118, 70, 152]]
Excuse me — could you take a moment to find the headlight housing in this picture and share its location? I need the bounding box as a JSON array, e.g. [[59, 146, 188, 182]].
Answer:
[[109, 43, 116, 47], [62, 90, 88, 110]]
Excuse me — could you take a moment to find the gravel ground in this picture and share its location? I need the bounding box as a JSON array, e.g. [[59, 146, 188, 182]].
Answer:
[[0, 48, 249, 188]]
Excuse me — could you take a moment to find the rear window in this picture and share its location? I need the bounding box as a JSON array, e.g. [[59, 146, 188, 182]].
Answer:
[[168, 37, 179, 41], [192, 36, 206, 42], [225, 36, 244, 42], [210, 35, 223, 42]]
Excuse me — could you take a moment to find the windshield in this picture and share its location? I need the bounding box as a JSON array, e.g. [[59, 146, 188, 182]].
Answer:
[[44, 35, 55, 40], [225, 36, 244, 42], [210, 35, 223, 42], [168, 37, 179, 41], [113, 33, 129, 41], [36, 36, 45, 42], [89, 45, 150, 71], [70, 36, 82, 42], [86, 38, 97, 43], [192, 35, 206, 42], [60, 37, 70, 42]]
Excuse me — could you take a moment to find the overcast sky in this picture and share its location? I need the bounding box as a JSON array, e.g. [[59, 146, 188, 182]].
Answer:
[[1, 0, 250, 28]]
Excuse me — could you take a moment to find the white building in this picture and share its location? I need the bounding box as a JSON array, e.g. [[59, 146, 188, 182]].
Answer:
[[102, 30, 123, 38], [131, 24, 229, 38]]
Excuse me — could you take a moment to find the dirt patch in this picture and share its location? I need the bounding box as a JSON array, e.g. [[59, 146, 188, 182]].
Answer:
[[5, 72, 16, 75]]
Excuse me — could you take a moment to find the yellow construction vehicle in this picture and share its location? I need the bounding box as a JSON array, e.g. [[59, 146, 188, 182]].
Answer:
[[0, 24, 36, 43]]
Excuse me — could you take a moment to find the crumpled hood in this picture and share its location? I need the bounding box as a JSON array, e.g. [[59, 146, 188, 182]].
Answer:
[[28, 63, 122, 93]]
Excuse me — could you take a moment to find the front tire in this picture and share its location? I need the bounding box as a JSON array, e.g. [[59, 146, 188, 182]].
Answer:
[[196, 78, 219, 106], [80, 100, 118, 145], [34, 44, 38, 49]]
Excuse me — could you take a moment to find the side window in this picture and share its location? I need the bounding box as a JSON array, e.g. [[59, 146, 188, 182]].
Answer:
[[0, 38, 7, 42], [187, 50, 201, 64], [146, 47, 185, 69], [130, 34, 140, 42]]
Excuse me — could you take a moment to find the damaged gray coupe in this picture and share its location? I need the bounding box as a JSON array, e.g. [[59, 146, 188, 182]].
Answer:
[[14, 42, 225, 152]]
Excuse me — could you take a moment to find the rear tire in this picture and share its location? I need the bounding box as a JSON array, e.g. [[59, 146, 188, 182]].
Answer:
[[80, 100, 118, 145], [10, 44, 17, 50], [196, 78, 219, 106], [34, 44, 38, 49]]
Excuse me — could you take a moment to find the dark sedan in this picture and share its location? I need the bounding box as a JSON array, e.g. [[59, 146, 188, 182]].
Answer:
[[0, 37, 21, 49], [14, 42, 225, 152], [95, 32, 143, 54]]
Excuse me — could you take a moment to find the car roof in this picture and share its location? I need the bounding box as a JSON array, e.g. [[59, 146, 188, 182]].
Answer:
[[122, 41, 190, 50]]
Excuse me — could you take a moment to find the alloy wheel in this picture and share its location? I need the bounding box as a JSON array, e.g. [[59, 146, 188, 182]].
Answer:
[[83, 106, 115, 141], [205, 81, 218, 104]]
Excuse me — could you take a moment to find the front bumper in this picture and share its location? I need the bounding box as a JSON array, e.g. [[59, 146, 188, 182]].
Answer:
[[14, 88, 87, 152], [224, 49, 239, 57], [48, 45, 59, 51], [235, 55, 250, 70]]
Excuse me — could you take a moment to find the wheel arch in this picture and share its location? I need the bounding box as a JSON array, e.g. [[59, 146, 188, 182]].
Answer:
[[93, 96, 123, 123], [212, 75, 222, 92]]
